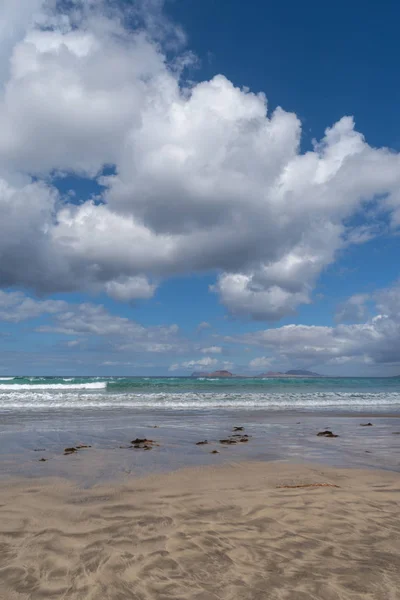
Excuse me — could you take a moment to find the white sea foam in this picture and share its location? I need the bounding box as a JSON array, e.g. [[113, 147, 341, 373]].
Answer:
[[0, 390, 399, 411], [0, 377, 14, 380], [0, 382, 107, 391]]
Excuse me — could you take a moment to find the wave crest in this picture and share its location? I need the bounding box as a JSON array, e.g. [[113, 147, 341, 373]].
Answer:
[[0, 389, 400, 410], [0, 382, 107, 391]]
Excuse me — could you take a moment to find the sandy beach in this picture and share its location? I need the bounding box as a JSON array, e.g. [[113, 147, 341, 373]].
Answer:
[[1, 461, 400, 600]]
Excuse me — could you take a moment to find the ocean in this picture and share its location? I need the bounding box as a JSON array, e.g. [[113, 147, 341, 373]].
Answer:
[[2, 375, 400, 411], [1, 376, 400, 482]]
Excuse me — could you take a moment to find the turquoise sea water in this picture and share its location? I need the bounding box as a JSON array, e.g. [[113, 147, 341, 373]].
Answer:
[[1, 375, 400, 412]]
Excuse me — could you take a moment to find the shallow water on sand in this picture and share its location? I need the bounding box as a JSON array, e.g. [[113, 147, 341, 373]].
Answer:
[[1, 406, 400, 484]]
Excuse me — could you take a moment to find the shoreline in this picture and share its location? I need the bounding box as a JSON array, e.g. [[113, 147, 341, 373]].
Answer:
[[2, 411, 400, 484], [2, 460, 400, 599]]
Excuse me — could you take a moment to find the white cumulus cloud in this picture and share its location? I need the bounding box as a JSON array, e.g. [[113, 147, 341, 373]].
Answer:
[[105, 276, 156, 302], [169, 356, 218, 371], [200, 346, 222, 354], [0, 290, 66, 322], [236, 283, 400, 367], [248, 356, 273, 370], [0, 1, 400, 321], [169, 356, 234, 372]]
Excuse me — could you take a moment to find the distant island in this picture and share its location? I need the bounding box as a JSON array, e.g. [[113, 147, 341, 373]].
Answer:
[[191, 370, 234, 378], [260, 369, 322, 378], [191, 369, 322, 378]]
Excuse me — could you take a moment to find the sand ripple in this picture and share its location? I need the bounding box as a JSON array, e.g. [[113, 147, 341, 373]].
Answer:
[[1, 462, 400, 599]]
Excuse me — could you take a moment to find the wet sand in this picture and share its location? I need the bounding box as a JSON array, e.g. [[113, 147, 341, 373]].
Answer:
[[2, 410, 400, 483], [1, 461, 400, 599]]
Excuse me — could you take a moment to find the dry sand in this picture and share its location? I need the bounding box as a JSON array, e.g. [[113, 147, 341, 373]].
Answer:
[[1, 461, 400, 600]]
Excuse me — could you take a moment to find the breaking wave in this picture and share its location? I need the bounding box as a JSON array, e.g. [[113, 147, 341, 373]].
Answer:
[[0, 382, 107, 391], [0, 376, 399, 413], [0, 390, 400, 412]]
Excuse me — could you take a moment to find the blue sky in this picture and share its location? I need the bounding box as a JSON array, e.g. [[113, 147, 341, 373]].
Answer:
[[1, 0, 400, 375], [170, 0, 400, 149]]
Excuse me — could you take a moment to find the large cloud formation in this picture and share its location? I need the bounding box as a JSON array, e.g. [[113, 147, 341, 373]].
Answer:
[[1, 0, 400, 319], [236, 284, 400, 368]]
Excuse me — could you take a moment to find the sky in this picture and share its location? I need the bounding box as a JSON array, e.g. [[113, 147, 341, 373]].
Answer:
[[1, 0, 400, 376]]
